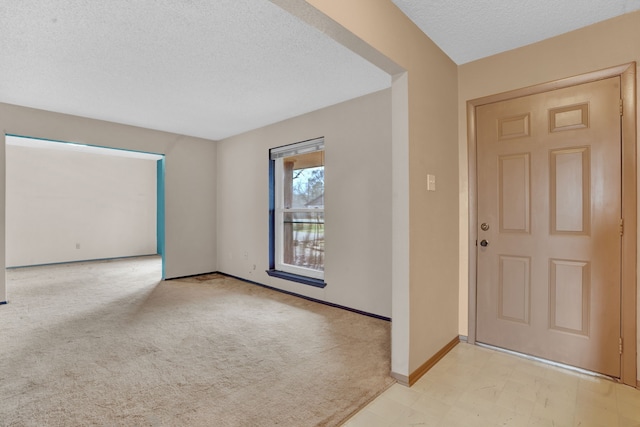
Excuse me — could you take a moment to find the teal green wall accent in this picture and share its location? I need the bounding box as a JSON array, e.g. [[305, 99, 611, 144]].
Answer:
[[157, 158, 166, 279]]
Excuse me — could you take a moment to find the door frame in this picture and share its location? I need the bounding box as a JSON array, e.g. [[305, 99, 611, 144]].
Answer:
[[466, 63, 637, 387]]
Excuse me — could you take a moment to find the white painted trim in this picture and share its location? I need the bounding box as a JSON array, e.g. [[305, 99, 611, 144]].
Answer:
[[273, 156, 324, 280]]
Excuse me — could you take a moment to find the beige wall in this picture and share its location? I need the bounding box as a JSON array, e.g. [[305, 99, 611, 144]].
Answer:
[[0, 102, 217, 302], [458, 11, 640, 379], [6, 143, 157, 267], [216, 89, 392, 316], [283, 0, 460, 378]]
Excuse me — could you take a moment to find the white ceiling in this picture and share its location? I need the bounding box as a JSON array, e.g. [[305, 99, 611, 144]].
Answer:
[[392, 0, 640, 65], [0, 0, 390, 141], [3, 2, 640, 143]]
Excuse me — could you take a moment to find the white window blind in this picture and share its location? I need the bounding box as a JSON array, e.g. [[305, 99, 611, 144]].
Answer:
[[270, 137, 324, 160]]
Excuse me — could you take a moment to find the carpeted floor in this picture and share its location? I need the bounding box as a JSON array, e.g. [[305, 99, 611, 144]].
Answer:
[[0, 256, 394, 426]]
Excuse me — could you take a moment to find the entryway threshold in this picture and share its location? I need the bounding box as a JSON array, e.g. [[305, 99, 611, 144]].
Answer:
[[475, 342, 617, 382]]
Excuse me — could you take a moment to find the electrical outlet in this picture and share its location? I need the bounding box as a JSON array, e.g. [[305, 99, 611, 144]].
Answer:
[[76, 243, 80, 249]]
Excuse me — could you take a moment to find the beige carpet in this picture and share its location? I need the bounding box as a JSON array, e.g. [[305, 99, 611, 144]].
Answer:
[[0, 256, 394, 426]]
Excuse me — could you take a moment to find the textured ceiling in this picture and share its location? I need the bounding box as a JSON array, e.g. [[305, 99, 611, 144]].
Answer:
[[392, 0, 640, 64], [0, 0, 390, 141], [4, 2, 639, 143]]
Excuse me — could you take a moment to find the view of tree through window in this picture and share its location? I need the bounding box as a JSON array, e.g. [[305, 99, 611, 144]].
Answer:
[[282, 151, 324, 273], [270, 138, 325, 283]]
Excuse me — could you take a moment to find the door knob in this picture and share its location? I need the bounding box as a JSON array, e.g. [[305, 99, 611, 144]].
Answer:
[[480, 239, 489, 247]]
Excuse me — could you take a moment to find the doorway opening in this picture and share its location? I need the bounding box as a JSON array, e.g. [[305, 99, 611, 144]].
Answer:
[[4, 134, 165, 280]]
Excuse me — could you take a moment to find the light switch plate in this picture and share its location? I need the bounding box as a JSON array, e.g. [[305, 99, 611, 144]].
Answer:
[[427, 174, 436, 191]]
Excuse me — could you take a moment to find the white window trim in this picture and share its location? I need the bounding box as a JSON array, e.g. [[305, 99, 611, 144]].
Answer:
[[271, 137, 325, 280], [273, 157, 324, 280]]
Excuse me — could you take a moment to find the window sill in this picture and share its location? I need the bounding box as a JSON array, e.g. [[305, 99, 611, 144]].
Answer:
[[266, 269, 326, 288]]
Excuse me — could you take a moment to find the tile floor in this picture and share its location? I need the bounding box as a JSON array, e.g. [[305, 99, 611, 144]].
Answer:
[[342, 343, 640, 427]]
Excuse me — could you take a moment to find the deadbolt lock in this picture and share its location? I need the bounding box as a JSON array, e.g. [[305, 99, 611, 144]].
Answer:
[[480, 223, 490, 231]]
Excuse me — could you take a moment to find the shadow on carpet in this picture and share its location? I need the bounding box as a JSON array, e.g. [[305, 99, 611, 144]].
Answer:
[[0, 257, 394, 426]]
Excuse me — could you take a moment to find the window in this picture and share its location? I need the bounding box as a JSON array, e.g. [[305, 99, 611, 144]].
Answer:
[[268, 138, 325, 287]]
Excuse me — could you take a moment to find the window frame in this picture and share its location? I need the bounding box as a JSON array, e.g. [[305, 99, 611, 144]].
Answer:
[[267, 138, 326, 288]]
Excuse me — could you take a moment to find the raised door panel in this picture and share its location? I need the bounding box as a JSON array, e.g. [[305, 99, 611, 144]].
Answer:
[[550, 148, 590, 235], [499, 154, 530, 233], [498, 256, 530, 324], [549, 259, 590, 336]]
